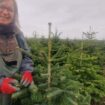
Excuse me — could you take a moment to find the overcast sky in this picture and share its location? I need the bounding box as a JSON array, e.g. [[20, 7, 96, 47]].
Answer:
[[17, 0, 105, 39]]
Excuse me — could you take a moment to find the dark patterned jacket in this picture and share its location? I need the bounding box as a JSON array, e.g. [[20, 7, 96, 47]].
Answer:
[[0, 31, 34, 78]]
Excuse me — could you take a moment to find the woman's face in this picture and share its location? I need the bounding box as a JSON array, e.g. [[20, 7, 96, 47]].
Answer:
[[0, 0, 15, 25]]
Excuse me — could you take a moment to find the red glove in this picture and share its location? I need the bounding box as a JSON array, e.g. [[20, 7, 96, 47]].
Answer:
[[21, 71, 33, 87], [0, 78, 18, 94]]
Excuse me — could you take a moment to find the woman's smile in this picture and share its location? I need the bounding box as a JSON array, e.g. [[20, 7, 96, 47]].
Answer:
[[0, 0, 14, 25]]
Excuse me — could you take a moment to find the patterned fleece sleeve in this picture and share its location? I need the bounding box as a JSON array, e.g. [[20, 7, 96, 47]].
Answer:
[[16, 31, 34, 73]]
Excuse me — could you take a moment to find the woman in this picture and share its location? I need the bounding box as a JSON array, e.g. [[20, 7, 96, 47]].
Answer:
[[0, 0, 34, 105]]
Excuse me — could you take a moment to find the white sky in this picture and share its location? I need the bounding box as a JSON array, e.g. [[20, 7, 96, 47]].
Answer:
[[17, 0, 105, 39]]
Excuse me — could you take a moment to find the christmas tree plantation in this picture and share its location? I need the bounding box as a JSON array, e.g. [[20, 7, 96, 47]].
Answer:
[[12, 35, 105, 105]]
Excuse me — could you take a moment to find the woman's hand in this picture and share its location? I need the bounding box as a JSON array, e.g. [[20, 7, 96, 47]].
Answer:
[[0, 77, 19, 94], [21, 71, 33, 87]]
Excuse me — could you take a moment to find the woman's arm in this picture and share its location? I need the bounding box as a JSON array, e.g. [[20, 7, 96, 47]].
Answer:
[[16, 31, 34, 73]]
